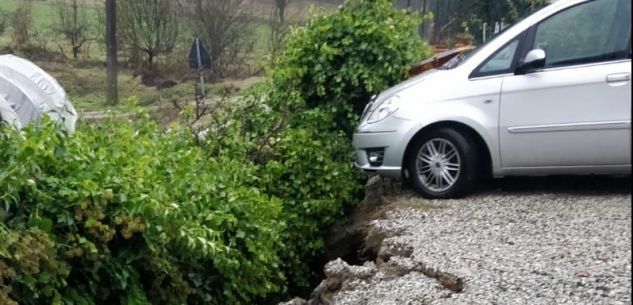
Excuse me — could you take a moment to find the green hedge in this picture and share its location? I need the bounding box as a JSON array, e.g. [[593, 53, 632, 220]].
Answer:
[[1, 118, 284, 305], [209, 0, 431, 293], [269, 0, 433, 135], [0, 0, 431, 303]]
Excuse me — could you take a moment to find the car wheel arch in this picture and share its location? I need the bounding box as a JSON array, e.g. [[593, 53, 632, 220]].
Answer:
[[402, 121, 493, 181]]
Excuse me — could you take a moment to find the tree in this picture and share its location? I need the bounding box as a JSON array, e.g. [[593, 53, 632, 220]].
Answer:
[[396, 0, 548, 44], [0, 9, 8, 36], [268, 0, 293, 62], [186, 0, 254, 79], [118, 0, 180, 68], [10, 3, 33, 51], [55, 0, 93, 59], [274, 0, 291, 24], [468, 0, 547, 42], [106, 0, 118, 105]]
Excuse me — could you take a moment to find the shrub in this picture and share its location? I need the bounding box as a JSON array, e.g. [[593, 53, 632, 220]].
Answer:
[[270, 0, 433, 135], [195, 0, 433, 294], [256, 109, 361, 291], [0, 0, 433, 303], [198, 89, 363, 294], [0, 116, 285, 305]]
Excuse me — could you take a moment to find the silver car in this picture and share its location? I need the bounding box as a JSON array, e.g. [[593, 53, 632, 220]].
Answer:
[[353, 0, 631, 198]]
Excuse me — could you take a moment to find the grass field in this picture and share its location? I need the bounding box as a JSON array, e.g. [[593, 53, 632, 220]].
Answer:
[[0, 0, 338, 112], [0, 0, 59, 27]]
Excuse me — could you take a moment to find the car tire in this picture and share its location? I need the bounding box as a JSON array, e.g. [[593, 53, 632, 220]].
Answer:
[[407, 128, 480, 199]]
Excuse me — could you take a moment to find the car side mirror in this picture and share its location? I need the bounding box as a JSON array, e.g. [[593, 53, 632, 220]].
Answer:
[[515, 49, 546, 75]]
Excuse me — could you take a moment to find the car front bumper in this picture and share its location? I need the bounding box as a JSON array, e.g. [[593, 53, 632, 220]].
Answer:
[[352, 118, 417, 178]]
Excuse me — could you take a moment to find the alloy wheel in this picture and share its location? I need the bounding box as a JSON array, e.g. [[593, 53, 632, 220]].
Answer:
[[415, 138, 461, 193]]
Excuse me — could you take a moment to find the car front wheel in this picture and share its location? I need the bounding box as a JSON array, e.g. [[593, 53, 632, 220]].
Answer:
[[407, 128, 479, 199]]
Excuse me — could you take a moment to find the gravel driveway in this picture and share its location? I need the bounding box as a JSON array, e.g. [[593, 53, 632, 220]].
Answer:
[[295, 176, 631, 305]]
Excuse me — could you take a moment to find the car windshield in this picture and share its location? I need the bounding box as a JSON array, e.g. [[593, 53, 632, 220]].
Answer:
[[439, 3, 551, 70], [438, 48, 478, 70], [438, 27, 510, 70]]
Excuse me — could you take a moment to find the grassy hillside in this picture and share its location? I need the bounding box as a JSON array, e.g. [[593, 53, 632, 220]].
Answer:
[[0, 0, 343, 114]]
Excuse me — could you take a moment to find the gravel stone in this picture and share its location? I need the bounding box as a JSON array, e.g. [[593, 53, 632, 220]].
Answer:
[[334, 177, 632, 305], [325, 258, 378, 279]]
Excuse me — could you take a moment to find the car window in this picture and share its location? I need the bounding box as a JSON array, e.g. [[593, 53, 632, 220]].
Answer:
[[444, 2, 551, 71], [533, 0, 631, 68], [478, 40, 520, 74]]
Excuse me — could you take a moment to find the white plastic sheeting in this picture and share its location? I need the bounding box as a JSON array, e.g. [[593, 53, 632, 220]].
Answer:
[[0, 96, 21, 129], [0, 54, 77, 133]]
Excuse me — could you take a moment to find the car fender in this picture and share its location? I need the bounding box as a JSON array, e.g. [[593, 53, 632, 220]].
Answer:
[[397, 100, 501, 176]]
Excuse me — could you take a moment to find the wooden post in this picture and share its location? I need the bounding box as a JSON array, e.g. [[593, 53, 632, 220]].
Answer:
[[106, 0, 118, 105]]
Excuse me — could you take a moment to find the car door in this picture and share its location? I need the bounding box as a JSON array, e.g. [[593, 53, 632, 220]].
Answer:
[[498, 0, 631, 169]]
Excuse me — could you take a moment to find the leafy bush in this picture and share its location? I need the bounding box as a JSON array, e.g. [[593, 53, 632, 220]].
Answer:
[[196, 0, 433, 294], [269, 0, 433, 134], [256, 109, 361, 291], [1, 0, 432, 303], [236, 0, 432, 287], [0, 116, 285, 305], [198, 90, 362, 294]]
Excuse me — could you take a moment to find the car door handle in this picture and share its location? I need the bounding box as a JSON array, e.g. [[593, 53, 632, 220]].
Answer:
[[606, 73, 630, 83]]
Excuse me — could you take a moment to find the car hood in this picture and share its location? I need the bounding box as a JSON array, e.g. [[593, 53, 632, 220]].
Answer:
[[378, 70, 438, 100], [358, 68, 461, 130], [361, 69, 447, 124]]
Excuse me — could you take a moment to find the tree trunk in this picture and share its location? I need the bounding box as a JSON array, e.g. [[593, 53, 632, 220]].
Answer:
[[73, 0, 79, 59], [276, 0, 288, 25], [279, 6, 285, 24], [106, 0, 118, 105]]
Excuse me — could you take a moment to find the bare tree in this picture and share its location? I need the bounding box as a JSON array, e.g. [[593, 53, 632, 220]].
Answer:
[[0, 10, 8, 36], [10, 3, 34, 51], [106, 0, 118, 105], [172, 87, 236, 145], [186, 0, 254, 79], [118, 0, 180, 68], [55, 0, 93, 59], [274, 0, 292, 24], [268, 0, 293, 62]]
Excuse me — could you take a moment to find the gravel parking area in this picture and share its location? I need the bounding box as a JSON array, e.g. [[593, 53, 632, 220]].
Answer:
[[328, 176, 632, 305]]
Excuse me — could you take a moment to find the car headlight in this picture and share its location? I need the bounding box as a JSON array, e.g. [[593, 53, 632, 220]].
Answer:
[[366, 95, 400, 124]]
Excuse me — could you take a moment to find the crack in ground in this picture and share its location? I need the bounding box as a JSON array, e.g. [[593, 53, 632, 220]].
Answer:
[[280, 177, 464, 305]]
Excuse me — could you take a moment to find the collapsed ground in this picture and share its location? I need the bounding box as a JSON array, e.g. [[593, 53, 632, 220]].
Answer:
[[290, 175, 632, 305]]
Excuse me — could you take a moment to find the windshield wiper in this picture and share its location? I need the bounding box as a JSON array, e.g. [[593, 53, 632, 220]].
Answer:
[[439, 53, 466, 70]]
